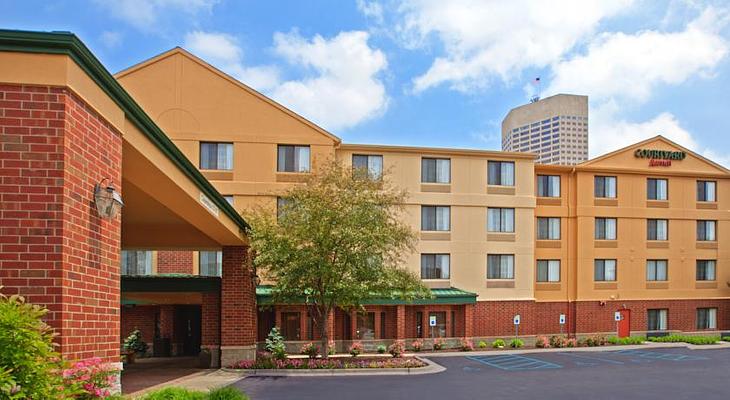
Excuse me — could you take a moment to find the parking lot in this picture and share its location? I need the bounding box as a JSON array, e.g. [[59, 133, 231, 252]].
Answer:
[[235, 347, 730, 400]]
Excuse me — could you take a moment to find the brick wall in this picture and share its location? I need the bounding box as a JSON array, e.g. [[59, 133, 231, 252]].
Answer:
[[157, 250, 193, 274], [220, 246, 256, 365], [0, 84, 122, 363], [121, 305, 157, 346]]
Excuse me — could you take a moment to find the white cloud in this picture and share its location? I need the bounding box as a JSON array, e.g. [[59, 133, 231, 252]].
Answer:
[[184, 31, 280, 91], [99, 31, 123, 48], [394, 0, 632, 93], [184, 30, 389, 131], [357, 0, 384, 24], [547, 7, 729, 102], [98, 0, 217, 31], [269, 31, 389, 131]]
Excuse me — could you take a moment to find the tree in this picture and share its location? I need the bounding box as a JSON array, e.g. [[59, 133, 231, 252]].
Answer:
[[247, 160, 430, 358]]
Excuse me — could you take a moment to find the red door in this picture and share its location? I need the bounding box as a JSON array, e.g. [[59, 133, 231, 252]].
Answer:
[[618, 309, 631, 338]]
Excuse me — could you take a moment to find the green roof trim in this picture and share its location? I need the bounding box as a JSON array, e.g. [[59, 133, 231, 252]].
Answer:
[[0, 29, 249, 232], [122, 275, 220, 292], [255, 285, 477, 305]]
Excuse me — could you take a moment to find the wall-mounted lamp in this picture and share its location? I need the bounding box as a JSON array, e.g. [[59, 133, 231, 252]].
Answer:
[[94, 178, 123, 219]]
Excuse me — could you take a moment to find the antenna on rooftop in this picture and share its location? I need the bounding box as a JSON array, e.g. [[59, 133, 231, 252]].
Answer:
[[529, 77, 541, 103]]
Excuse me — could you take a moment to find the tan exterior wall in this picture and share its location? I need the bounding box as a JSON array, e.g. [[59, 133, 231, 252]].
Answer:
[[536, 137, 730, 304]]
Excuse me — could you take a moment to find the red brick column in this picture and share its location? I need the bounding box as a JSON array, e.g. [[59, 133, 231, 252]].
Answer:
[[464, 304, 474, 338], [0, 84, 122, 364], [220, 246, 256, 366], [350, 310, 358, 339], [396, 305, 406, 339], [326, 310, 335, 341], [201, 291, 221, 366]]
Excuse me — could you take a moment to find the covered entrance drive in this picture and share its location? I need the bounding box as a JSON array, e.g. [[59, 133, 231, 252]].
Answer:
[[0, 29, 257, 394]]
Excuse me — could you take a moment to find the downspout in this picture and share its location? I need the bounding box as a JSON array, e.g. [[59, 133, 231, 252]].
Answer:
[[568, 167, 576, 336]]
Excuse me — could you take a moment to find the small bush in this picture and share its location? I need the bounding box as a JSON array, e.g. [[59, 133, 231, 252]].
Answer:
[[349, 341, 363, 357], [0, 293, 75, 400], [509, 338, 524, 348], [300, 342, 319, 359], [432, 338, 445, 350], [124, 329, 149, 356], [607, 336, 644, 345], [141, 387, 207, 400], [584, 335, 607, 347], [208, 386, 249, 400], [388, 341, 406, 358], [376, 344, 387, 354], [722, 336, 730, 342], [565, 338, 577, 348], [535, 336, 548, 348], [460, 338, 474, 352], [327, 340, 336, 356], [264, 327, 286, 360], [549, 335, 566, 348], [491, 339, 506, 349], [478, 341, 488, 349], [410, 339, 423, 352], [647, 335, 719, 345]]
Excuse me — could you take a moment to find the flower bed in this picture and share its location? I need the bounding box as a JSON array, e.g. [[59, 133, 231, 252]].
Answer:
[[229, 356, 426, 370]]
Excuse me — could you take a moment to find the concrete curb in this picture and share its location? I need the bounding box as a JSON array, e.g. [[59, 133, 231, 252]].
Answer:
[[414, 341, 730, 357], [223, 356, 445, 377]]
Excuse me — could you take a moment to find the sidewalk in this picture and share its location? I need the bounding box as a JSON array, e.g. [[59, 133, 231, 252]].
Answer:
[[125, 369, 247, 398]]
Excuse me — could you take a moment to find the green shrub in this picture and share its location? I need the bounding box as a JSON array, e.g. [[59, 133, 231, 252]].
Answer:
[[722, 336, 730, 342], [208, 386, 249, 400], [478, 341, 488, 349], [647, 335, 719, 345], [124, 329, 149, 355], [0, 293, 74, 400], [141, 387, 207, 400], [491, 339, 506, 348], [264, 327, 287, 360], [607, 336, 644, 345], [300, 343, 319, 359], [509, 338, 524, 348], [376, 344, 387, 354], [549, 335, 566, 348]]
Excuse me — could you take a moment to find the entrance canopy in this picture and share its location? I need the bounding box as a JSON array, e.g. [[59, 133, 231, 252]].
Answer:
[[0, 29, 249, 250]]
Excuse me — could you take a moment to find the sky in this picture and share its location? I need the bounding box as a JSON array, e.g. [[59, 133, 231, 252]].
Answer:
[[3, 0, 730, 164]]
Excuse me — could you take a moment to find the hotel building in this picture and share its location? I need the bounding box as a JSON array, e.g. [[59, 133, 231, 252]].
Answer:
[[502, 94, 588, 165], [0, 31, 728, 369]]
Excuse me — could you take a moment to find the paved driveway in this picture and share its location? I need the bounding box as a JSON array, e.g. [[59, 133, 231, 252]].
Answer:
[[234, 347, 730, 400]]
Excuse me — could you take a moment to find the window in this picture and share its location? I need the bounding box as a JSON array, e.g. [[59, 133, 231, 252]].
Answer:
[[356, 312, 375, 340], [353, 154, 383, 180], [537, 175, 560, 197], [281, 312, 301, 340], [199, 251, 222, 277], [647, 219, 668, 241], [595, 218, 617, 240], [647, 178, 668, 200], [421, 206, 450, 231], [594, 176, 617, 198], [696, 260, 716, 281], [487, 254, 514, 279], [121, 250, 152, 275], [647, 309, 668, 331], [277, 145, 310, 172], [421, 254, 450, 280], [487, 208, 514, 233], [277, 197, 292, 221], [421, 158, 450, 183], [223, 195, 234, 205], [697, 181, 716, 202], [697, 220, 716, 241], [646, 260, 668, 281], [429, 312, 447, 338], [537, 260, 560, 282], [200, 142, 233, 170], [488, 161, 515, 186], [696, 308, 717, 330], [537, 217, 560, 240], [594, 259, 617, 281]]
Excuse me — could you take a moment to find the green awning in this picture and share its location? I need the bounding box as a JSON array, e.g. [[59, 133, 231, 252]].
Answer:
[[121, 274, 220, 292], [255, 285, 477, 305]]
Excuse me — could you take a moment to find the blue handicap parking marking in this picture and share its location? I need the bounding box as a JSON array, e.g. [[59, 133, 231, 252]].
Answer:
[[613, 350, 709, 362], [557, 352, 625, 366], [467, 354, 562, 371]]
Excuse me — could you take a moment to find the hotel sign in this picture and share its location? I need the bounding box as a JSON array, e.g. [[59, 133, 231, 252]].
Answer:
[[634, 149, 686, 167]]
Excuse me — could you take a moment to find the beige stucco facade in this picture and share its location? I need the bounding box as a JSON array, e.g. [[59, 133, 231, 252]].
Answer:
[[116, 48, 730, 311]]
